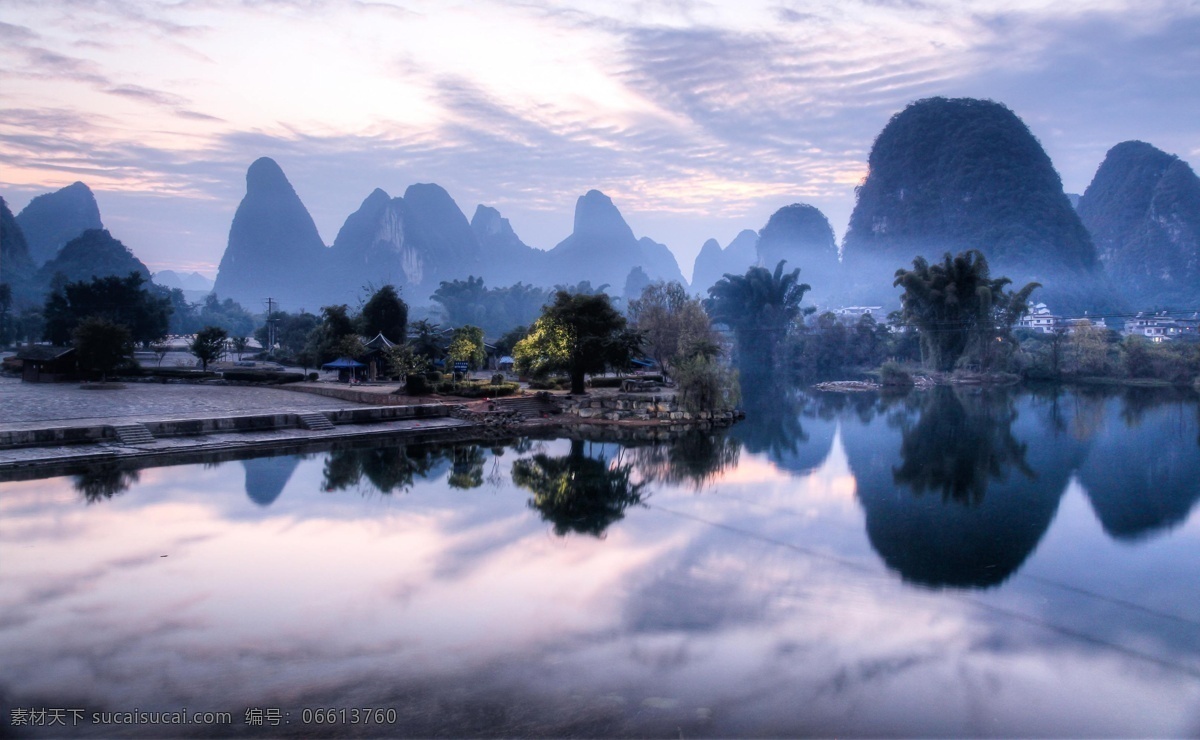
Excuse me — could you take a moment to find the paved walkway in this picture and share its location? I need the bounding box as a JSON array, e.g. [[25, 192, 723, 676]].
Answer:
[[0, 377, 376, 431]]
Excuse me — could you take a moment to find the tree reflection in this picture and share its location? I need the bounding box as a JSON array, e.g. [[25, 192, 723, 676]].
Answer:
[[74, 463, 139, 503], [512, 439, 646, 537], [322, 443, 445, 495], [892, 387, 1033, 505], [731, 376, 808, 460], [844, 387, 1084, 589], [627, 429, 740, 490], [448, 445, 486, 490]]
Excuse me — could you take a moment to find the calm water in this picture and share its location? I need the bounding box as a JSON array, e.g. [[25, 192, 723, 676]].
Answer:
[[3, 386, 1200, 737]]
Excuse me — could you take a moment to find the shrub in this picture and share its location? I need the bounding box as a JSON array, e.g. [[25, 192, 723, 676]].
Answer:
[[307, 372, 319, 382], [491, 373, 505, 385], [674, 356, 740, 414], [880, 361, 914, 387], [426, 371, 443, 383], [528, 377, 569, 390], [405, 373, 432, 395], [455, 381, 520, 398], [587, 376, 625, 388], [222, 369, 304, 384]]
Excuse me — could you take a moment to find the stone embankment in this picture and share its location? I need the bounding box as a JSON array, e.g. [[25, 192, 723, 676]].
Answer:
[[557, 391, 739, 425]]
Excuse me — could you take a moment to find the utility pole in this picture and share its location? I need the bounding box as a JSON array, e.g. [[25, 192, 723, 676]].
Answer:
[[265, 297, 276, 356]]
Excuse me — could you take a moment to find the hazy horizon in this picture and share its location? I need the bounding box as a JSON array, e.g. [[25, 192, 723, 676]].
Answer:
[[3, 0, 1198, 281]]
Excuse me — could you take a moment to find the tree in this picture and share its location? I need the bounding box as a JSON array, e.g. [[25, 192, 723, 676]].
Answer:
[[359, 284, 408, 343], [447, 325, 485, 372], [514, 290, 638, 394], [43, 272, 170, 346], [0, 283, 12, 346], [706, 260, 811, 374], [407, 319, 445, 361], [230, 336, 249, 360], [74, 317, 133, 381], [673, 354, 740, 414], [190, 326, 228, 371], [628, 281, 719, 377], [305, 304, 358, 365], [893, 250, 1039, 372]]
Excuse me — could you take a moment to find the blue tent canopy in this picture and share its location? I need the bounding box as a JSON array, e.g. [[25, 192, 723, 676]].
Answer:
[[322, 357, 365, 369]]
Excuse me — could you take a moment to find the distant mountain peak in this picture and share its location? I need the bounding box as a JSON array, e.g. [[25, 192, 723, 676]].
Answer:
[[16, 181, 104, 265]]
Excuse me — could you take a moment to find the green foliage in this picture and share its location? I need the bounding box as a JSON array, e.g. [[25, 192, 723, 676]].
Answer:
[[359, 284, 408, 343], [0, 283, 12, 347], [1119, 336, 1198, 384], [256, 310, 320, 366], [405, 373, 433, 395], [408, 319, 445, 361], [189, 326, 228, 372], [629, 280, 718, 376], [447, 325, 486, 370], [222, 369, 304, 383], [167, 293, 258, 337], [788, 312, 898, 378], [44, 272, 170, 346], [673, 354, 740, 414], [431, 277, 551, 339], [37, 229, 152, 287], [73, 317, 134, 381], [304, 304, 358, 365], [893, 250, 1038, 371], [880, 361, 914, 387], [514, 291, 638, 394], [443, 381, 519, 398], [494, 325, 529, 356], [706, 260, 811, 374], [385, 344, 430, 380]]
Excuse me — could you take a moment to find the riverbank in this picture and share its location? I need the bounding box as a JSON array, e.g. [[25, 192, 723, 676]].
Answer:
[[0, 377, 742, 478]]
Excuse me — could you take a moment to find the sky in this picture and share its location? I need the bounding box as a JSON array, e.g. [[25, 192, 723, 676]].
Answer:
[[2, 0, 1199, 282]]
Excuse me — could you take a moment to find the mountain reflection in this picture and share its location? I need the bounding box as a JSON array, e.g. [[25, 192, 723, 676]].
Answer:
[[1077, 394, 1200, 541], [733, 380, 838, 476], [242, 455, 301, 506], [512, 438, 646, 537], [841, 387, 1088, 589]]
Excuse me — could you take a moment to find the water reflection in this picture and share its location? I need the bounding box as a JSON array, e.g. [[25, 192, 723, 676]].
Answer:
[[242, 455, 300, 506], [626, 428, 740, 490], [5, 385, 1200, 737], [842, 387, 1089, 589], [1078, 393, 1200, 541], [323, 442, 449, 495], [73, 463, 139, 503], [733, 381, 835, 476], [512, 438, 646, 537], [892, 387, 1033, 505]]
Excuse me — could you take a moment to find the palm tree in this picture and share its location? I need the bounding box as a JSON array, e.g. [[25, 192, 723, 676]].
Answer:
[[705, 260, 811, 373], [893, 250, 1039, 371]]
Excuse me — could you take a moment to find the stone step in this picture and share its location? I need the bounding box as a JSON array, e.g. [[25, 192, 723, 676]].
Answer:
[[111, 423, 155, 445], [297, 412, 335, 431]]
